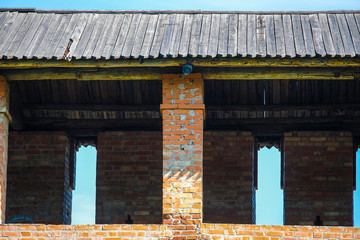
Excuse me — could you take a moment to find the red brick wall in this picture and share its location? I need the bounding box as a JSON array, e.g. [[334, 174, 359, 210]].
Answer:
[[161, 73, 204, 225], [0, 224, 358, 239], [96, 131, 162, 224], [284, 131, 353, 226], [0, 76, 9, 223], [6, 131, 72, 224], [203, 131, 255, 224], [200, 224, 360, 239]]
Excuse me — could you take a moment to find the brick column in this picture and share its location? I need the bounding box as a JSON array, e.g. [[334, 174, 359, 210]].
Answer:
[[0, 76, 10, 223], [161, 73, 204, 225], [284, 131, 353, 226]]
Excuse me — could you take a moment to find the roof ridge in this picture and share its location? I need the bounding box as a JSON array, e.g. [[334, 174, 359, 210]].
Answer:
[[0, 8, 360, 14]]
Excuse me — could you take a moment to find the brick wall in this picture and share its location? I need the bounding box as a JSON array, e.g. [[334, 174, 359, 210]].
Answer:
[[161, 73, 204, 225], [284, 131, 353, 226], [203, 131, 255, 224], [0, 76, 9, 223], [0, 224, 358, 239], [200, 224, 360, 239], [6, 131, 72, 224], [96, 131, 162, 224]]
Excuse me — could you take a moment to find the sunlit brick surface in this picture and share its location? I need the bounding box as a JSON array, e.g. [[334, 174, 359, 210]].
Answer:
[[0, 224, 359, 239], [161, 74, 204, 225], [200, 224, 360, 239]]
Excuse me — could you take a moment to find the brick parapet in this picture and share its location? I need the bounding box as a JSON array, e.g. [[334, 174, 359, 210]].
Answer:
[[200, 224, 360, 239], [0, 224, 358, 239]]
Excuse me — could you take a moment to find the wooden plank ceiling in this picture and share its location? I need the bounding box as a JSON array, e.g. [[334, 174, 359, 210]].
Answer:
[[0, 9, 360, 60], [4, 75, 359, 136], [10, 79, 360, 135], [12, 79, 360, 107]]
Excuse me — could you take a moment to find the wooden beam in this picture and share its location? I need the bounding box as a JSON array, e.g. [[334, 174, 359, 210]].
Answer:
[[206, 103, 360, 111], [206, 118, 360, 135], [23, 104, 161, 120], [1, 58, 360, 69], [4, 67, 357, 81], [201, 68, 355, 80], [23, 118, 162, 131], [24, 104, 160, 111], [4, 68, 163, 81], [22, 103, 360, 121], [24, 103, 360, 114]]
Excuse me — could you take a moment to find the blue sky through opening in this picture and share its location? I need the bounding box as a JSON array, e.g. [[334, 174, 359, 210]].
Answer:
[[256, 148, 283, 225], [71, 147, 97, 225]]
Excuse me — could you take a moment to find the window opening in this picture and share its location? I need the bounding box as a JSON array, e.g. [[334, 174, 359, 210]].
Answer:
[[71, 139, 97, 225], [255, 136, 284, 225]]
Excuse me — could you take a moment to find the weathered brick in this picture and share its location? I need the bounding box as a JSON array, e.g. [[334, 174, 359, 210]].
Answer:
[[0, 77, 10, 223], [203, 131, 255, 224], [96, 131, 162, 224], [162, 74, 204, 224], [284, 131, 353, 226], [7, 131, 71, 224]]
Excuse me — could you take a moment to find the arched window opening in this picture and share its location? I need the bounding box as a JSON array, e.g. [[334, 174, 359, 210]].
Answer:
[[255, 136, 284, 225], [71, 138, 97, 225]]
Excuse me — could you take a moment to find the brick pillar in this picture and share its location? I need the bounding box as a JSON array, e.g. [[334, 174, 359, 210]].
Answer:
[[161, 73, 204, 225], [0, 76, 10, 223], [284, 131, 353, 226]]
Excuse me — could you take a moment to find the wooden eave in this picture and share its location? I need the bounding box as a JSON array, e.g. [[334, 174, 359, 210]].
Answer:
[[1, 58, 360, 69]]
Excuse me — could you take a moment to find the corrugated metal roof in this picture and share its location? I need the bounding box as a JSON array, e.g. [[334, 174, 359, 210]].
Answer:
[[0, 9, 360, 60]]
